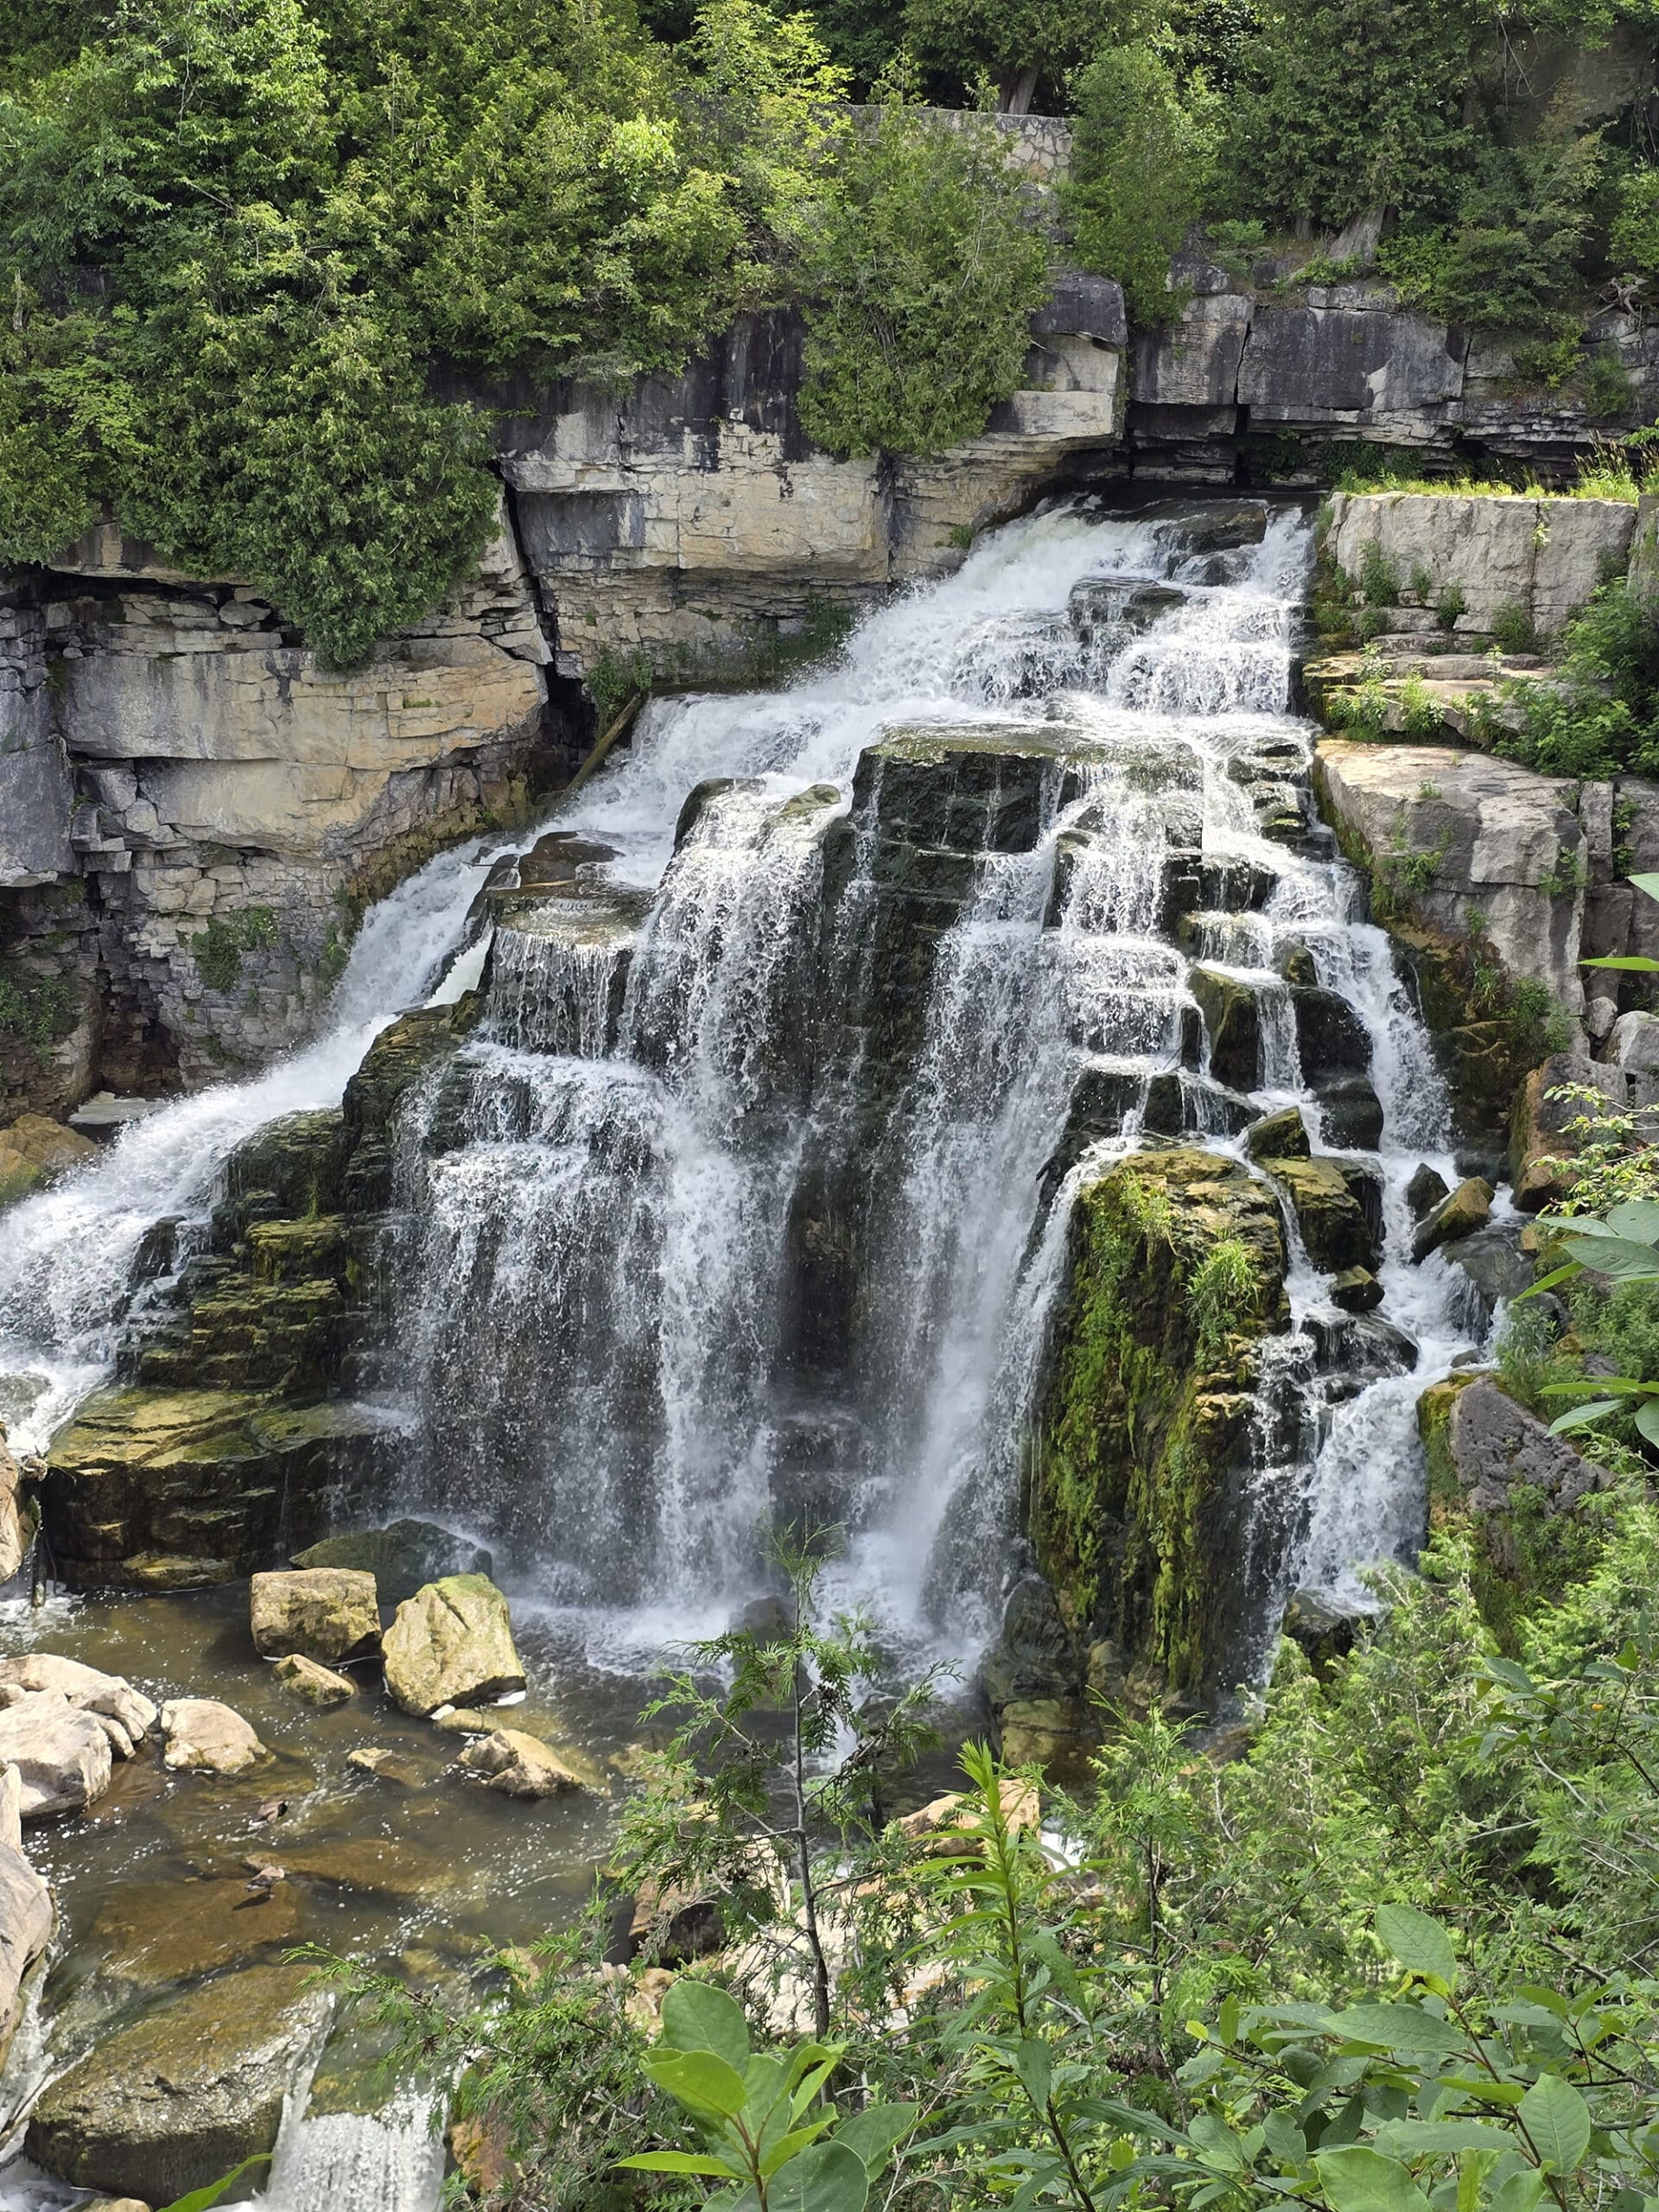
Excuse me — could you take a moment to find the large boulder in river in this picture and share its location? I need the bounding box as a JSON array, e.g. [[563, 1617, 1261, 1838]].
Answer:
[[381, 1573, 525, 1717], [27, 1963, 328, 2202], [250, 1567, 378, 1662], [0, 1427, 37, 1586], [456, 1727, 584, 1798], [1412, 1175, 1492, 1262], [291, 1517, 493, 1606], [161, 1698, 269, 1775], [273, 1651, 354, 1707], [0, 1694, 113, 1816], [0, 1653, 156, 1745], [1033, 1146, 1290, 1704], [0, 1112, 96, 1211], [0, 1840, 52, 2065], [1258, 1155, 1381, 1274]]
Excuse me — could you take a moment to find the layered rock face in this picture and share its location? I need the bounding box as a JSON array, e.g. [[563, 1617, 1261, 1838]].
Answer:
[[1, 509, 561, 1104]]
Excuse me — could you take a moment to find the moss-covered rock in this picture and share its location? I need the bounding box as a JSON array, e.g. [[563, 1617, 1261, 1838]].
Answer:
[[1188, 967, 1262, 1090], [1032, 1146, 1289, 1706], [1260, 1155, 1381, 1274]]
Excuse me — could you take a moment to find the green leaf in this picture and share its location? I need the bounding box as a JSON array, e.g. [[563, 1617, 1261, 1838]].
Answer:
[[1604, 1200, 1659, 1242], [1491, 2171, 1548, 2212], [1580, 954, 1659, 970], [1316, 2146, 1438, 2212], [1514, 1259, 1582, 1301], [1013, 2038, 1052, 2107], [660, 1980, 752, 2071], [1375, 1904, 1458, 1989], [617, 2152, 746, 2176], [761, 2125, 839, 2177], [1326, 2003, 1469, 2057], [1548, 1400, 1624, 1434], [158, 2158, 272, 2212], [767, 2140, 870, 2212], [832, 2102, 921, 2174], [1558, 1233, 1659, 1280], [1517, 2075, 1591, 2174], [1374, 2121, 1516, 2158], [1626, 870, 1659, 906], [1636, 1397, 1659, 1446], [644, 2049, 752, 2122]]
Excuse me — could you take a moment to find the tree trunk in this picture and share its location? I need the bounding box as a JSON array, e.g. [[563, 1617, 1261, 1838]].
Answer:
[[1000, 64, 1040, 114]]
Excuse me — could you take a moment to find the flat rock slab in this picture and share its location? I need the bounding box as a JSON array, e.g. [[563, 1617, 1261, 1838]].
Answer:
[[0, 1653, 156, 1744], [92, 1874, 302, 1986], [0, 1694, 113, 1817], [251, 1567, 378, 1663], [381, 1573, 525, 1718], [27, 1963, 327, 2204]]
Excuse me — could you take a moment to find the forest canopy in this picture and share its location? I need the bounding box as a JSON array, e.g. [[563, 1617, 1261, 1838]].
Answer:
[[0, 0, 1656, 658]]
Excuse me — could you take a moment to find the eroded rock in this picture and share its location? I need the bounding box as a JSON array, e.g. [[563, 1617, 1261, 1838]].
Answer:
[[27, 1964, 327, 2204], [0, 1653, 156, 1744], [251, 1567, 378, 1663], [381, 1574, 525, 1718], [0, 1694, 113, 1817], [456, 1727, 584, 1799], [1412, 1176, 1493, 1262], [272, 1652, 354, 1707], [161, 1697, 269, 1776]]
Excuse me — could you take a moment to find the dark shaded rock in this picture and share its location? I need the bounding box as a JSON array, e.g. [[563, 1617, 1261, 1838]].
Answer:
[[1442, 1224, 1535, 1312], [1262, 1156, 1380, 1274], [1189, 966, 1261, 1089], [1412, 1176, 1493, 1262], [1244, 1105, 1309, 1161], [1279, 942, 1318, 987], [28, 1966, 328, 2204], [1142, 497, 1268, 552], [1406, 1163, 1451, 1221], [982, 1572, 1084, 1711], [1291, 986, 1370, 1081], [1069, 579, 1185, 646], [1317, 1075, 1384, 1148], [1330, 1266, 1383, 1313], [1282, 1587, 1367, 1672], [1306, 1311, 1418, 1387], [292, 1519, 493, 1608]]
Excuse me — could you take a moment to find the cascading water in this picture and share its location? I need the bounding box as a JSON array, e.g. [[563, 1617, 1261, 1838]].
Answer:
[[0, 495, 1482, 1682]]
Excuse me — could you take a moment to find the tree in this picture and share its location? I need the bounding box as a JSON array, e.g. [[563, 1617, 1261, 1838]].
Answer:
[[901, 0, 1149, 112], [796, 102, 1052, 457], [1062, 43, 1216, 325]]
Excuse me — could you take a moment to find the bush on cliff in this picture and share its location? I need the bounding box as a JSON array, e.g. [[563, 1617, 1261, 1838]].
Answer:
[[796, 96, 1052, 457], [1063, 42, 1215, 325]]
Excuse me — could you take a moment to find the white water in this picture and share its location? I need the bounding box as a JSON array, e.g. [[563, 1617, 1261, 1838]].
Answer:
[[0, 496, 1483, 1680]]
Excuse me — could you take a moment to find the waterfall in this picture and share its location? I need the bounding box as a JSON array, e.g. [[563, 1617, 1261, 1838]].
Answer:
[[0, 494, 1475, 1677]]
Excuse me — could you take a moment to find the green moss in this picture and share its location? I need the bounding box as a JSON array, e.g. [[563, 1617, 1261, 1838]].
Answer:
[[1033, 1150, 1287, 1701], [192, 906, 278, 993]]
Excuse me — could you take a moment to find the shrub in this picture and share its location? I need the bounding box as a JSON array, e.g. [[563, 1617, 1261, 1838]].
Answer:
[[797, 103, 1051, 458], [1357, 540, 1400, 607], [192, 906, 278, 993], [1490, 600, 1540, 655], [1063, 43, 1217, 327], [1434, 580, 1467, 630]]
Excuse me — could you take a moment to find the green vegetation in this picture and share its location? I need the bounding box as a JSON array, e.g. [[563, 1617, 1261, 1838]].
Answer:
[[0, 964, 76, 1061], [1063, 44, 1214, 325], [1497, 581, 1659, 779], [191, 906, 278, 993]]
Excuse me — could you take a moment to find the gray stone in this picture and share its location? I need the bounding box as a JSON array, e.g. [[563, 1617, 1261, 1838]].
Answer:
[[1432, 1376, 1602, 1517], [1413, 1177, 1493, 1262], [1611, 1009, 1659, 1072], [1585, 994, 1619, 1042], [1442, 1224, 1535, 1311], [1325, 492, 1634, 638], [27, 1964, 328, 2204], [291, 1519, 493, 1606], [455, 1727, 585, 1799], [1405, 1164, 1451, 1221]]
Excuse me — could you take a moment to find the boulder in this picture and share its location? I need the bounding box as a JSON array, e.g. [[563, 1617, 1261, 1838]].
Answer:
[[0, 1840, 52, 2065], [1509, 1053, 1630, 1209], [1412, 1176, 1493, 1262], [1405, 1163, 1451, 1221], [0, 1767, 21, 1852], [1443, 1224, 1536, 1313], [1318, 1074, 1385, 1149], [897, 1778, 1040, 1855], [272, 1652, 354, 1707], [1243, 1105, 1310, 1162], [381, 1574, 525, 1717], [0, 1653, 156, 1745], [1188, 965, 1262, 1089], [290, 1518, 494, 1607], [250, 1567, 379, 1663], [1610, 1009, 1659, 1073], [346, 1746, 431, 1789], [455, 1728, 584, 1799], [1330, 1266, 1383, 1313], [161, 1697, 269, 1776], [0, 1430, 37, 1586], [1420, 1375, 1604, 1522], [1281, 1588, 1367, 1673], [0, 1694, 113, 1816], [27, 1964, 328, 2204], [0, 1112, 97, 1210], [1290, 987, 1371, 1082], [1262, 1156, 1380, 1274]]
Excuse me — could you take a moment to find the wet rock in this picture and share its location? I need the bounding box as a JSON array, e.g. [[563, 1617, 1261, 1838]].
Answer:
[[982, 1571, 1083, 1709], [0, 1694, 113, 1816], [1330, 1266, 1383, 1313], [290, 1519, 494, 1607], [1143, 496, 1268, 552], [1188, 965, 1262, 1088], [273, 1652, 354, 1708], [1290, 987, 1370, 1082], [0, 1840, 52, 2065], [0, 1653, 156, 1744], [266, 1834, 455, 1904], [27, 1963, 328, 2204], [250, 1568, 379, 1664], [1262, 1157, 1381, 1274], [161, 1698, 270, 1776], [1068, 577, 1185, 645], [1405, 1163, 1451, 1221], [1282, 1588, 1367, 1672], [995, 1698, 1096, 1781], [1442, 1224, 1535, 1312], [382, 1573, 525, 1718], [1306, 1312, 1418, 1383], [1279, 942, 1319, 987], [92, 1875, 302, 1986], [1317, 1074, 1385, 1148], [456, 1727, 585, 1799], [346, 1746, 430, 1789], [0, 1428, 37, 1586], [1244, 1105, 1310, 1162], [0, 1112, 97, 1211], [1412, 1176, 1493, 1262]]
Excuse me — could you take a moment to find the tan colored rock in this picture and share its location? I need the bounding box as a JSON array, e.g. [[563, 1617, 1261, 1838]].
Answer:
[[250, 1567, 379, 1663], [0, 1693, 113, 1816], [0, 1653, 156, 1744], [160, 1697, 269, 1776], [346, 1746, 430, 1789], [0, 1767, 22, 1853], [1509, 1052, 1630, 1209], [0, 1840, 53, 2066], [898, 1778, 1040, 1856], [381, 1574, 524, 1717], [455, 1727, 583, 1799], [0, 1113, 96, 1209], [272, 1652, 354, 1708], [0, 1428, 37, 1584], [1412, 1176, 1494, 1262]]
